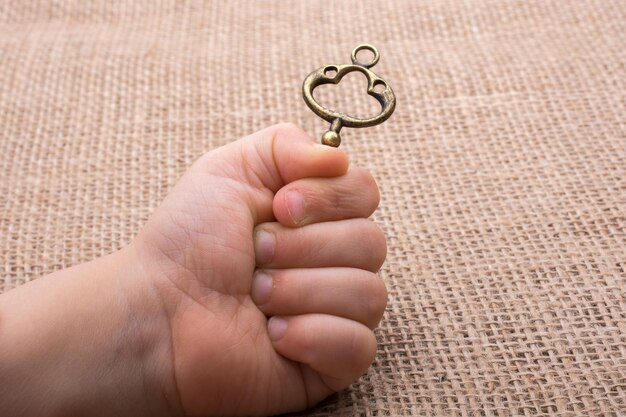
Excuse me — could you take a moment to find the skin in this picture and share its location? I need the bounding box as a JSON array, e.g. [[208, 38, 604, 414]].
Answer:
[[0, 123, 388, 417]]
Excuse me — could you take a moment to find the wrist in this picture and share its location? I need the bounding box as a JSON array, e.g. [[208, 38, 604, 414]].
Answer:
[[0, 247, 179, 417]]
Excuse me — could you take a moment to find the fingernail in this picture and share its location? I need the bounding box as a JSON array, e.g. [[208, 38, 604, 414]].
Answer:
[[254, 229, 275, 264], [286, 191, 305, 224], [268, 317, 288, 341], [251, 271, 273, 305]]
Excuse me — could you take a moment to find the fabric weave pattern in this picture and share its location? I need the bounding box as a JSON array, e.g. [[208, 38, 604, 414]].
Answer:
[[1, 1, 625, 415]]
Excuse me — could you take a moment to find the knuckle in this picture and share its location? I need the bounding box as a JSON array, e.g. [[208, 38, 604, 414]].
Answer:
[[273, 122, 307, 139], [355, 168, 381, 212], [364, 273, 388, 325], [342, 167, 380, 215], [300, 185, 329, 214], [345, 324, 365, 361], [352, 329, 377, 369], [360, 220, 387, 271]]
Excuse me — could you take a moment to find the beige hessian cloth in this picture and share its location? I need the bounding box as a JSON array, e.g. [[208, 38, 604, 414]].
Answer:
[[1, 1, 625, 415]]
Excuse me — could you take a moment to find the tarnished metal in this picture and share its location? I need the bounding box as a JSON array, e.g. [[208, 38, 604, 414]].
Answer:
[[302, 44, 396, 147]]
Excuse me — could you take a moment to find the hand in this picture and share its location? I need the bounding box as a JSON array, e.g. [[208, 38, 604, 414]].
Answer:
[[133, 123, 387, 415], [0, 124, 387, 417]]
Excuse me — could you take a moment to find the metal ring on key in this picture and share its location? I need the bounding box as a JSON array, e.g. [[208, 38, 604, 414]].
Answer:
[[302, 44, 396, 147]]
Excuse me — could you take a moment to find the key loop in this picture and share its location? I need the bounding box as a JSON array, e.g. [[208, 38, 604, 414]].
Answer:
[[302, 44, 396, 147], [351, 44, 380, 68]]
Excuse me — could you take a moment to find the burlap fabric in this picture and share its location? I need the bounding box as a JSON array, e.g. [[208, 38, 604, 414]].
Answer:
[[1, 1, 625, 415]]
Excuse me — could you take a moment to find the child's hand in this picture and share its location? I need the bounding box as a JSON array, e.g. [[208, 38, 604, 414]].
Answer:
[[0, 124, 387, 417], [134, 123, 387, 415]]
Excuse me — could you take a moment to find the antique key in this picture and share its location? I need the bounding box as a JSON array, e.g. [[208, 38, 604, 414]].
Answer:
[[302, 44, 396, 147]]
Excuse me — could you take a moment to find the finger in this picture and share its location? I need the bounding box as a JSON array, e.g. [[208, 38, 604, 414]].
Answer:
[[267, 314, 378, 392], [251, 268, 387, 329], [254, 218, 387, 272], [272, 166, 380, 227], [197, 123, 350, 194]]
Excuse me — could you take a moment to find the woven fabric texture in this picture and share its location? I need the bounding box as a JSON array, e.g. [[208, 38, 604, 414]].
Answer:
[[1, 1, 625, 415]]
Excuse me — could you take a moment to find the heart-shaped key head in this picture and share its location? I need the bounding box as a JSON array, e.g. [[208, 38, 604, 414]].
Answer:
[[302, 44, 396, 147]]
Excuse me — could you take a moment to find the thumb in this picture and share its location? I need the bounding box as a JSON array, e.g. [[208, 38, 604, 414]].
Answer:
[[207, 123, 350, 193]]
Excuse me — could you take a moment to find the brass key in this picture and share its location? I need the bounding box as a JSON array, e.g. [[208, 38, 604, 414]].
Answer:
[[302, 44, 396, 147]]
